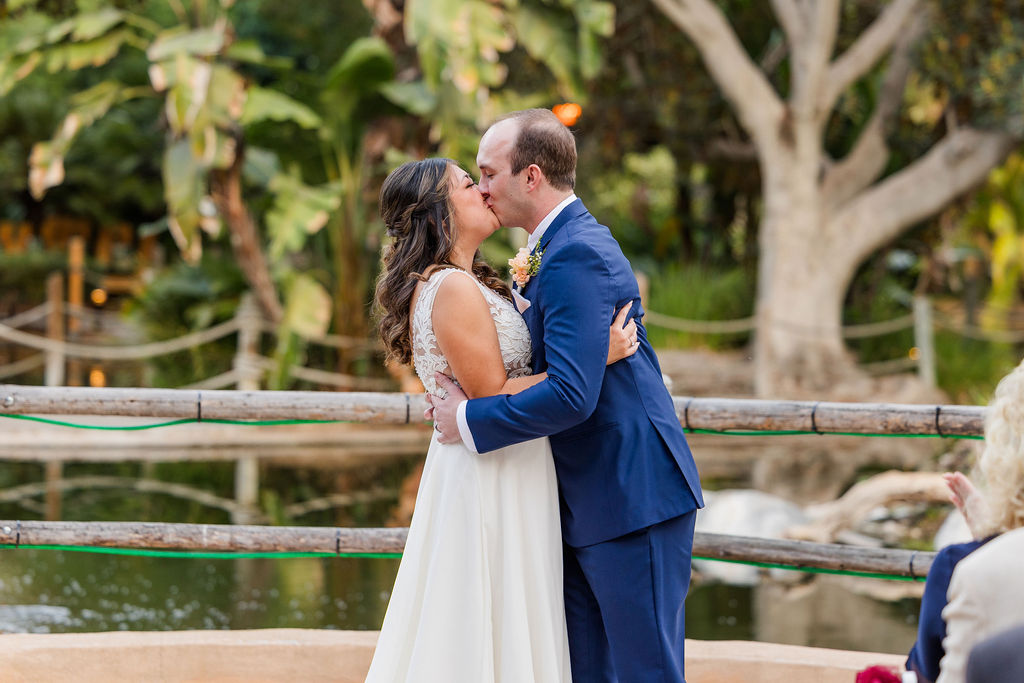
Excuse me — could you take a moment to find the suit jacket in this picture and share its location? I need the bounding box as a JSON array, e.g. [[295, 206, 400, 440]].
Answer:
[[938, 526, 1024, 683], [965, 622, 1024, 683], [906, 538, 991, 682], [465, 199, 703, 547]]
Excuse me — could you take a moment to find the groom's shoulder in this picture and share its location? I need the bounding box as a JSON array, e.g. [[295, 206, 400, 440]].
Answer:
[[561, 207, 626, 256]]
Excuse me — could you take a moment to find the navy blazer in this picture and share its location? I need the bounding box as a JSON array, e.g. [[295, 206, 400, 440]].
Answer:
[[907, 537, 992, 682], [465, 199, 704, 547]]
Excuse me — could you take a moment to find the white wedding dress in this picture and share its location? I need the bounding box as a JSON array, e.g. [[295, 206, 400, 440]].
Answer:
[[364, 268, 572, 683]]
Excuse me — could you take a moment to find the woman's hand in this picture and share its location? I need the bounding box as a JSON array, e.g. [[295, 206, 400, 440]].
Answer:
[[607, 301, 639, 365], [944, 472, 989, 540]]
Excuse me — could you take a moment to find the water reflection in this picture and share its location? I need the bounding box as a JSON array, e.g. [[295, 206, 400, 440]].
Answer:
[[686, 575, 921, 655], [0, 546, 919, 657], [0, 549, 400, 633]]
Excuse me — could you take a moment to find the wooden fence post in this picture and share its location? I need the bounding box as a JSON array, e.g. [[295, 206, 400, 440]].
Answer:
[[66, 236, 85, 387], [45, 272, 65, 520], [635, 271, 649, 311], [45, 273, 65, 387], [232, 294, 263, 524], [913, 296, 936, 389]]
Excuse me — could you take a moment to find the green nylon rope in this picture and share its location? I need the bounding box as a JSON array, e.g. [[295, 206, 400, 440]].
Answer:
[[0, 544, 401, 559], [0, 544, 924, 581], [693, 555, 925, 582], [0, 414, 340, 430], [0, 413, 984, 439]]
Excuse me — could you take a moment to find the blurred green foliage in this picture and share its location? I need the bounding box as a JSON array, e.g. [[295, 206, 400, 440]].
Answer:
[[124, 249, 245, 387], [0, 0, 1022, 405], [644, 263, 755, 351]]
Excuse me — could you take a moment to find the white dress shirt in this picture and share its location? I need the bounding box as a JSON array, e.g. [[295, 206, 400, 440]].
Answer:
[[454, 194, 577, 452]]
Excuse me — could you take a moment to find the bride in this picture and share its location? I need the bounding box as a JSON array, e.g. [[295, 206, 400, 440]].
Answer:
[[366, 158, 637, 682]]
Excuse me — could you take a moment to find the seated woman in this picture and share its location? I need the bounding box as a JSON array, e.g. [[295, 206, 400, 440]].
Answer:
[[941, 527, 1024, 683], [906, 358, 1024, 683]]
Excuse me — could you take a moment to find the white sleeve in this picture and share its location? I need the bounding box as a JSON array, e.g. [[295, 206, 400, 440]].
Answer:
[[456, 400, 478, 454], [938, 557, 986, 683]]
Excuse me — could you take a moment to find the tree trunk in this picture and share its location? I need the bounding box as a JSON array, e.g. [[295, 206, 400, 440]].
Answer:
[[755, 137, 860, 397], [210, 143, 283, 325]]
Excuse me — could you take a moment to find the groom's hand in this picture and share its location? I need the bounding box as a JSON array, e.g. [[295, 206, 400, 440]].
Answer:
[[431, 373, 467, 445]]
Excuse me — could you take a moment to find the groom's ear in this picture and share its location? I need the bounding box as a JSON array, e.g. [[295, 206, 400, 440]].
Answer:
[[524, 163, 544, 191]]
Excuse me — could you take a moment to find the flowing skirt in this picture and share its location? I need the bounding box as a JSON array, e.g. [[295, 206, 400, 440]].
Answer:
[[364, 433, 571, 683]]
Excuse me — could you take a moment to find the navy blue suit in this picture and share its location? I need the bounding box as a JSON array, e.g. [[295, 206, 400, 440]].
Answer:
[[465, 199, 703, 682]]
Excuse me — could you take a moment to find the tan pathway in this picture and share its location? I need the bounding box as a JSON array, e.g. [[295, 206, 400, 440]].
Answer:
[[0, 629, 905, 682]]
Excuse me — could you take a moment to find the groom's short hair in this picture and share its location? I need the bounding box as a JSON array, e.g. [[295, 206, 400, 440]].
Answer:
[[497, 108, 576, 191]]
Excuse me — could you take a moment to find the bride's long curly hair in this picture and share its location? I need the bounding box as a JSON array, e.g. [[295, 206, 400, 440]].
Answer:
[[374, 158, 512, 366]]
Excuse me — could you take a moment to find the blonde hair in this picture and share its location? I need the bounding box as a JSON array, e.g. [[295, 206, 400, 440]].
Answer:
[[975, 359, 1024, 536]]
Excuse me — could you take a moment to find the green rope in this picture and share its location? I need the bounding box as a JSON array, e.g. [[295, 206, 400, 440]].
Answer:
[[0, 544, 401, 559], [693, 554, 926, 582], [0, 544, 921, 580], [0, 413, 982, 439], [0, 414, 344, 430]]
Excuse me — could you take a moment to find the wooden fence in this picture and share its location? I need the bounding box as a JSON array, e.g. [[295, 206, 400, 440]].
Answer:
[[0, 385, 986, 436], [0, 520, 936, 580], [0, 385, 986, 530], [0, 287, 392, 523]]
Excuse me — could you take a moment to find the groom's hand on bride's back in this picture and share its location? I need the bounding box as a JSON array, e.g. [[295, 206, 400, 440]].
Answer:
[[429, 373, 467, 444]]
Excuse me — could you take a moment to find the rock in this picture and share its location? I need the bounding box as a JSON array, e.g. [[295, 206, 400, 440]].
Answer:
[[695, 489, 810, 585], [933, 509, 972, 550]]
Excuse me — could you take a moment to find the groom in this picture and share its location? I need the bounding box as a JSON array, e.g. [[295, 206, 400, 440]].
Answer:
[[431, 108, 703, 682]]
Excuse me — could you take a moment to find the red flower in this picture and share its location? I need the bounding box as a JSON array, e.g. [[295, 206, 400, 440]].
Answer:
[[856, 665, 902, 683]]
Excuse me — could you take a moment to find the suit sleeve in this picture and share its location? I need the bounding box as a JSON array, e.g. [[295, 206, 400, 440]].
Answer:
[[465, 239, 613, 453]]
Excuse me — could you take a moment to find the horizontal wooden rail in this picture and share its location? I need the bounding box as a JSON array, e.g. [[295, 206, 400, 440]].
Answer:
[[672, 396, 984, 436], [0, 385, 416, 423], [0, 521, 935, 578], [0, 385, 987, 436], [694, 532, 934, 579]]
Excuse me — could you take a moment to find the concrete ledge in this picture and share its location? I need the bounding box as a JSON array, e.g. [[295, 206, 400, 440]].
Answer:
[[0, 629, 906, 682], [0, 629, 377, 683], [687, 639, 905, 682]]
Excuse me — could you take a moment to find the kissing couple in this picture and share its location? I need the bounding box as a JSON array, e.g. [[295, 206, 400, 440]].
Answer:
[[366, 108, 704, 683]]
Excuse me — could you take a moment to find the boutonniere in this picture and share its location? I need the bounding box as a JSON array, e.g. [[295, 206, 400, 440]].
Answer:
[[509, 246, 544, 288]]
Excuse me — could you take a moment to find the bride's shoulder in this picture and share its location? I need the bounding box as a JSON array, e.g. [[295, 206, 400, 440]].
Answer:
[[421, 264, 468, 281], [429, 269, 488, 315]]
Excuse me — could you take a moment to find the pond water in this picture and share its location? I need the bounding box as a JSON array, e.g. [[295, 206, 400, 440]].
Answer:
[[0, 545, 921, 656], [0, 444, 921, 655]]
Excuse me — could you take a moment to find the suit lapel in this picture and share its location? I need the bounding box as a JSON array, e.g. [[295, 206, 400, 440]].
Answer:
[[517, 198, 586, 297], [519, 199, 587, 372]]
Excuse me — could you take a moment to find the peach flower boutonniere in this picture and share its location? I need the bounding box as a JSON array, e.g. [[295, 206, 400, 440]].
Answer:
[[508, 246, 544, 288]]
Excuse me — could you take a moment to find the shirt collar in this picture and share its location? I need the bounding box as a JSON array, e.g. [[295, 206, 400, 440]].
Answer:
[[526, 194, 577, 252]]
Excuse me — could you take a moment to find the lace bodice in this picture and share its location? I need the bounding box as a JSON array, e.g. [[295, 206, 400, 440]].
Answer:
[[411, 268, 532, 397]]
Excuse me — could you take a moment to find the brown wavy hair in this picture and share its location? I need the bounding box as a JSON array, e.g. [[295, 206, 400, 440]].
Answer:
[[374, 158, 512, 366]]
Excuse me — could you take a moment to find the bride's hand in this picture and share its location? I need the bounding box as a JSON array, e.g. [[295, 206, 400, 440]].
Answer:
[[608, 301, 639, 365], [944, 471, 989, 540]]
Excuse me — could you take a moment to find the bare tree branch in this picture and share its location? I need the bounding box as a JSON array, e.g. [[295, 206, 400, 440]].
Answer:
[[831, 128, 1017, 268], [821, 0, 919, 114], [650, 0, 784, 145], [821, 12, 928, 208], [790, 0, 840, 118], [770, 0, 805, 47]]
